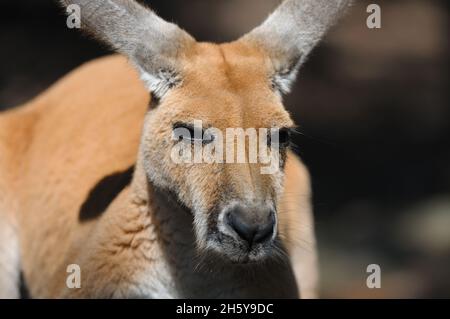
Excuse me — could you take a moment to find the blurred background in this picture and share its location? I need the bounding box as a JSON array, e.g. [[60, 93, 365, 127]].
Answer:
[[0, 0, 448, 298]]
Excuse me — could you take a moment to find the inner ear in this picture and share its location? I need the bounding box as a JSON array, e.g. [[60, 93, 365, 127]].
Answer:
[[270, 53, 303, 95], [241, 0, 352, 96], [137, 64, 183, 100]]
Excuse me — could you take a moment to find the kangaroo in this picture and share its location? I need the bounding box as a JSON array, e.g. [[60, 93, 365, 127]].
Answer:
[[0, 0, 350, 298]]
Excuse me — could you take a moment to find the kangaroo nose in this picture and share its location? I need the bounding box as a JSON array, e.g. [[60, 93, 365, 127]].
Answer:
[[226, 206, 276, 245]]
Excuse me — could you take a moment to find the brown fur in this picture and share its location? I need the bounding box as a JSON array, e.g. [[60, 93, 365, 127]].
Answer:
[[0, 46, 317, 297], [1, 55, 148, 297], [0, 0, 354, 298]]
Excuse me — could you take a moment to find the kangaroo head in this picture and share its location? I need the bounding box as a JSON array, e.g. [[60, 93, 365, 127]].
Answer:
[[63, 0, 350, 263]]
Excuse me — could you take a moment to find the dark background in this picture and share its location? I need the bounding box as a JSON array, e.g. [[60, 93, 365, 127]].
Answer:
[[1, 0, 448, 298]]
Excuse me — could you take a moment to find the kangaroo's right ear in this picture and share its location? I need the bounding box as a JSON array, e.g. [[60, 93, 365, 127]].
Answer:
[[60, 0, 195, 99]]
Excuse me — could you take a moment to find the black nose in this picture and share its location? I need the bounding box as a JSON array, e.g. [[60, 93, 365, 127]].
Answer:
[[226, 206, 276, 245]]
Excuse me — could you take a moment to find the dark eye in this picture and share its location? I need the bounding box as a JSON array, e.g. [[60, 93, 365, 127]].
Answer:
[[172, 123, 215, 144], [269, 128, 290, 147]]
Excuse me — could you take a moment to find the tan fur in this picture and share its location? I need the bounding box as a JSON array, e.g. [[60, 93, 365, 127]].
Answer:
[[0, 44, 317, 297], [1, 0, 352, 298]]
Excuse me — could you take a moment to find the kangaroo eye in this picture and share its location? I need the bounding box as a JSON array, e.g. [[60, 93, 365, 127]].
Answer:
[[269, 128, 290, 147], [172, 123, 215, 144], [202, 131, 215, 144]]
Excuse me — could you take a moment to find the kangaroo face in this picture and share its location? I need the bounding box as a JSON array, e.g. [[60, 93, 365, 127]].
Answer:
[[141, 42, 294, 262], [64, 0, 350, 263]]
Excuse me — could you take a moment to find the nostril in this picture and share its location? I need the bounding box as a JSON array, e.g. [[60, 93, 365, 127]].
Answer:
[[226, 209, 276, 245], [227, 211, 258, 244], [254, 211, 276, 244]]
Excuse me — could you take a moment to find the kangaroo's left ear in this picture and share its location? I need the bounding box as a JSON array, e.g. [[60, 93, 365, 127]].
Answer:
[[240, 0, 352, 95], [60, 0, 196, 99]]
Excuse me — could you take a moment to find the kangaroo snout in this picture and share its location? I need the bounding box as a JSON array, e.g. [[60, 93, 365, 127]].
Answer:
[[225, 206, 276, 246]]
